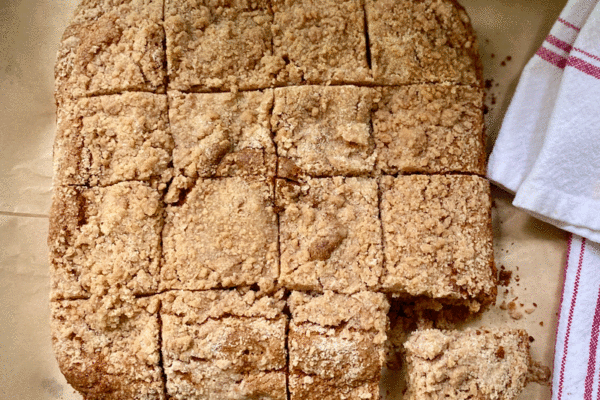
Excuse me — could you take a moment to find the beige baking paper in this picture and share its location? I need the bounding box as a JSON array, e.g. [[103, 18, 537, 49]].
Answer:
[[0, 0, 568, 399]]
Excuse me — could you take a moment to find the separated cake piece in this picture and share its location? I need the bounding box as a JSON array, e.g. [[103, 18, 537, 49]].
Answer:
[[48, 182, 163, 300], [277, 177, 382, 294], [380, 175, 495, 310], [272, 0, 371, 85], [161, 177, 278, 292], [165, 0, 278, 92], [404, 328, 531, 400], [373, 84, 485, 175], [161, 290, 287, 400], [168, 90, 275, 179], [366, 0, 482, 86], [55, 0, 165, 102], [272, 86, 377, 178], [54, 93, 172, 188], [288, 291, 389, 400], [51, 297, 164, 400]]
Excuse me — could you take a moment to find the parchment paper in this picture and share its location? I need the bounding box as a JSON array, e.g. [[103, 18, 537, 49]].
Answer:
[[0, 0, 568, 398]]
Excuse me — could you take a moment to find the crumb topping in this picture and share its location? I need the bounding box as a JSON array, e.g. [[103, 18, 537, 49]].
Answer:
[[404, 328, 531, 400], [54, 93, 173, 188], [366, 0, 482, 86], [288, 291, 389, 400], [380, 175, 496, 309], [168, 90, 275, 179], [272, 0, 371, 85], [165, 0, 278, 92], [374, 84, 485, 175], [49, 1, 514, 399], [55, 0, 165, 103], [51, 297, 164, 400], [272, 86, 377, 177], [48, 183, 163, 301], [277, 177, 382, 294], [161, 290, 287, 400], [161, 177, 278, 292]]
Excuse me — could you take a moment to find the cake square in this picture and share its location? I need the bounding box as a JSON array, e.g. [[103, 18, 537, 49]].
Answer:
[[277, 177, 383, 294], [54, 93, 173, 188], [404, 328, 531, 400], [272, 86, 377, 178], [161, 177, 278, 292], [365, 0, 482, 86], [48, 182, 163, 301], [168, 90, 276, 179], [272, 0, 371, 85], [51, 297, 164, 400], [379, 175, 496, 310], [373, 85, 485, 175], [288, 291, 389, 400], [161, 290, 287, 400], [165, 0, 278, 92], [55, 0, 165, 102]]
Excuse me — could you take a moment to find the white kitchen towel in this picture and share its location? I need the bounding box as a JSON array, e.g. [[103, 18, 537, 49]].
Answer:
[[553, 234, 600, 400], [487, 0, 597, 194], [512, 0, 600, 243]]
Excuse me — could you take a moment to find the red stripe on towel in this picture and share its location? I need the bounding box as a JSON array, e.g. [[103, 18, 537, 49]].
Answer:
[[553, 234, 572, 398], [581, 245, 600, 400], [546, 34, 574, 53], [537, 47, 568, 69], [573, 48, 600, 64], [558, 238, 587, 400], [558, 17, 581, 32], [568, 56, 600, 80]]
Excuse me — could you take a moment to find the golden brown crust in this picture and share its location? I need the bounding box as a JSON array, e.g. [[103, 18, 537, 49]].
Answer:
[[168, 90, 276, 179], [366, 0, 483, 86], [277, 177, 383, 294], [161, 290, 287, 400], [288, 291, 389, 400], [160, 177, 279, 292], [379, 175, 496, 310], [54, 93, 173, 188], [404, 328, 531, 400], [373, 84, 486, 175], [51, 297, 164, 400], [271, 0, 372, 85], [48, 183, 163, 301], [55, 0, 165, 104], [272, 86, 377, 177], [165, 0, 279, 92]]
